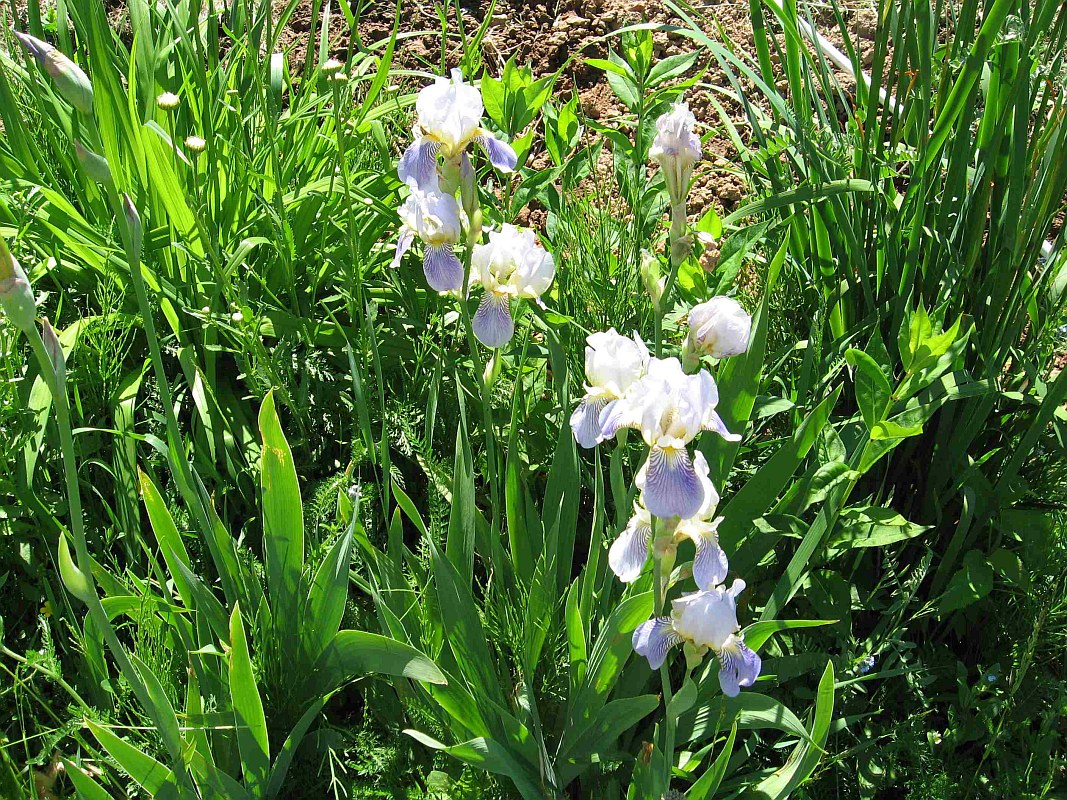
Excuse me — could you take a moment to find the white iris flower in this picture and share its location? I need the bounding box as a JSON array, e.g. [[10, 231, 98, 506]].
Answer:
[[398, 69, 517, 190], [632, 579, 761, 697], [686, 296, 752, 360], [608, 450, 728, 589], [570, 329, 650, 448], [392, 181, 465, 293], [469, 225, 554, 348], [600, 357, 739, 519], [650, 101, 701, 208]]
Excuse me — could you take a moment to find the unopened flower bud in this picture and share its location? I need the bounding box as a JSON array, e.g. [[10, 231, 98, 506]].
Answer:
[[682, 641, 707, 673], [650, 101, 701, 209], [483, 348, 502, 387], [122, 194, 142, 258], [14, 31, 94, 115], [686, 296, 751, 360], [41, 317, 65, 382], [0, 238, 36, 333], [184, 135, 206, 154], [640, 250, 665, 309], [74, 140, 112, 184], [231, 311, 244, 323], [156, 91, 180, 110], [322, 58, 344, 75]]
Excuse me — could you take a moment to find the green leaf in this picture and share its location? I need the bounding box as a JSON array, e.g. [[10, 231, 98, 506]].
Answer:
[[829, 507, 929, 550], [742, 619, 835, 652], [647, 51, 700, 87], [259, 390, 304, 622], [86, 719, 176, 796], [845, 348, 893, 430], [687, 723, 737, 799], [405, 731, 544, 800], [303, 526, 353, 662], [744, 661, 835, 797], [869, 420, 925, 440], [446, 407, 476, 584], [228, 604, 270, 795], [58, 535, 94, 603], [937, 550, 995, 616], [61, 760, 113, 800], [312, 629, 446, 690]]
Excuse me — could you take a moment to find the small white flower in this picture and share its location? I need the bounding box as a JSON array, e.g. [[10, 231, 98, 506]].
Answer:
[[392, 182, 464, 293], [469, 224, 555, 348], [686, 296, 752, 360], [398, 69, 517, 189], [650, 101, 701, 206], [600, 357, 738, 519], [570, 329, 649, 448], [184, 135, 206, 153], [156, 91, 180, 110], [322, 58, 344, 75], [633, 579, 761, 696]]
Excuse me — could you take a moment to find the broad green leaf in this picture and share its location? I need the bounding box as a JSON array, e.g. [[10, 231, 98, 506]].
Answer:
[[446, 408, 476, 584], [312, 629, 446, 690], [228, 605, 269, 795], [742, 619, 836, 652], [86, 719, 176, 796], [937, 550, 995, 616], [259, 391, 304, 622], [829, 506, 928, 550], [303, 527, 353, 661], [845, 348, 892, 430], [405, 731, 544, 800]]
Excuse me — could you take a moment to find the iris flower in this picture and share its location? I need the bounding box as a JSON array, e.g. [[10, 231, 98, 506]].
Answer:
[[609, 450, 728, 589], [632, 579, 761, 697], [392, 180, 465, 293], [469, 225, 554, 348], [398, 69, 517, 191], [650, 101, 701, 208], [600, 357, 738, 519], [570, 329, 650, 448], [686, 296, 752, 360]]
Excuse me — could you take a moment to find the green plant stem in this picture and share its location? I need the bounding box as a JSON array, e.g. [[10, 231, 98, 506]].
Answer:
[[0, 644, 90, 712], [650, 518, 676, 793], [23, 326, 157, 724], [654, 201, 689, 359], [456, 212, 502, 541]]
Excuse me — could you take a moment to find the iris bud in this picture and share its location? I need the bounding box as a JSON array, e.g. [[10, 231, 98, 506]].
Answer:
[[14, 32, 94, 115], [74, 140, 112, 184], [0, 238, 36, 333]]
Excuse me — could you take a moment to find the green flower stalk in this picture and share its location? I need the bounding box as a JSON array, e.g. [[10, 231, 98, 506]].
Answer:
[[0, 238, 36, 334], [14, 31, 94, 115]]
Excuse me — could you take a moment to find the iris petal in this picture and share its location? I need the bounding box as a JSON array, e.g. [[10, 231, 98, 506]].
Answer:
[[472, 292, 514, 348], [642, 446, 705, 519], [718, 640, 761, 697], [391, 229, 415, 271], [570, 396, 611, 449], [632, 617, 682, 670], [423, 244, 463, 293], [693, 537, 729, 591], [398, 138, 441, 189], [608, 516, 652, 583], [477, 134, 518, 173], [705, 410, 742, 442]]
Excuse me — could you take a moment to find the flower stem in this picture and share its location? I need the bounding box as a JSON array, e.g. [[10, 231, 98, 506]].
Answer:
[[654, 201, 689, 360], [650, 517, 676, 794]]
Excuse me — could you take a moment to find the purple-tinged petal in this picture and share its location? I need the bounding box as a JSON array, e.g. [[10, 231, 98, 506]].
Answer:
[[718, 641, 761, 697], [608, 516, 652, 583], [570, 396, 611, 449], [472, 292, 514, 348], [391, 229, 415, 271], [477, 134, 517, 173], [398, 138, 440, 189], [599, 397, 638, 441], [632, 617, 681, 670], [14, 31, 53, 63], [704, 410, 742, 442], [423, 244, 463, 293], [693, 538, 729, 591], [642, 446, 705, 520]]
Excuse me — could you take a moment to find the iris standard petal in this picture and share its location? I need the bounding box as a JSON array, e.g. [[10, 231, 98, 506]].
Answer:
[[642, 446, 705, 519], [398, 138, 441, 188], [608, 515, 653, 583], [472, 292, 514, 348], [391, 229, 415, 271], [477, 134, 518, 173], [632, 617, 682, 670], [718, 641, 762, 697], [570, 396, 611, 449], [704, 410, 742, 442], [693, 538, 729, 591], [423, 244, 463, 293]]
